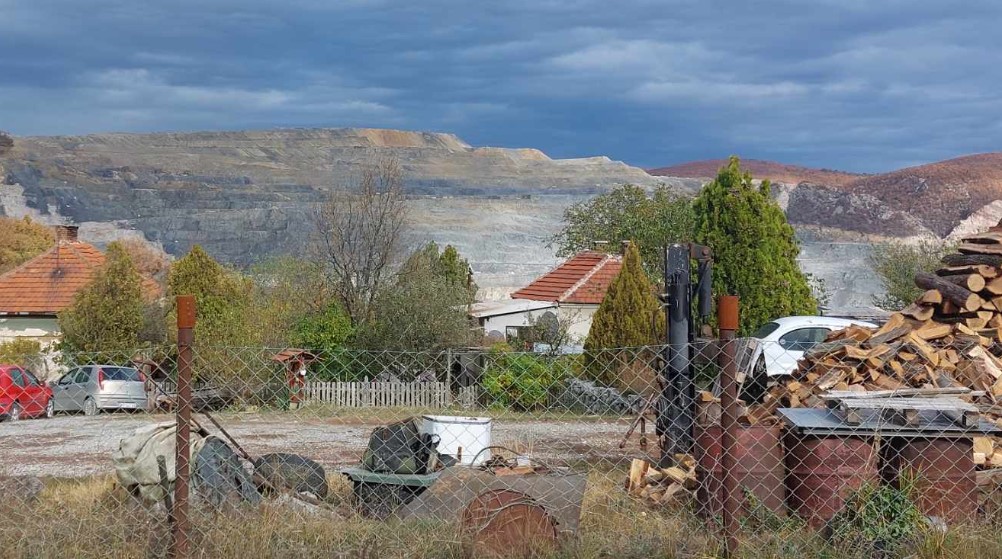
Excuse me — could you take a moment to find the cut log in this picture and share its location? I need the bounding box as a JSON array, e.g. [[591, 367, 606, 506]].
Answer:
[[915, 272, 982, 312], [962, 231, 1002, 245], [942, 253, 1002, 267], [959, 242, 1002, 255], [901, 304, 934, 321], [936, 264, 999, 278], [985, 277, 1002, 295], [941, 274, 987, 292]]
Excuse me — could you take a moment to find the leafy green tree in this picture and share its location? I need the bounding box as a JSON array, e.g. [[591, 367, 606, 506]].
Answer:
[[358, 243, 476, 351], [166, 245, 254, 346], [693, 157, 816, 335], [550, 184, 694, 280], [869, 240, 950, 310], [584, 242, 664, 384], [59, 243, 145, 356], [0, 216, 54, 274], [294, 305, 355, 354]]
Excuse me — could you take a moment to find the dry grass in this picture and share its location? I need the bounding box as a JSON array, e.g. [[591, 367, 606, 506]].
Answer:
[[2, 471, 1002, 559]]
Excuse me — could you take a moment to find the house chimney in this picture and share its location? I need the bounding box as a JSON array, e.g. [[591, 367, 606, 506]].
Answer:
[[55, 225, 79, 242], [620, 240, 632, 255], [592, 240, 609, 251]]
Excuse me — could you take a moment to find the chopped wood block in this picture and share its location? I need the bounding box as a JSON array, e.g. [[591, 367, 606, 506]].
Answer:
[[889, 360, 905, 377], [628, 459, 649, 494], [992, 453, 1002, 468], [659, 483, 685, 504], [974, 452, 988, 466], [898, 351, 917, 362], [699, 391, 716, 402], [919, 289, 945, 305], [869, 313, 905, 340], [979, 310, 996, 322], [674, 453, 695, 471], [874, 373, 906, 390], [914, 323, 952, 341], [975, 436, 995, 457]]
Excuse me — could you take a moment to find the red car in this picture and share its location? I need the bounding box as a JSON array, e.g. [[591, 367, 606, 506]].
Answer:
[[0, 365, 54, 421]]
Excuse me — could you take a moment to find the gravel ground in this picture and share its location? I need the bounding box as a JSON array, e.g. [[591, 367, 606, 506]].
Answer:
[[0, 412, 636, 478]]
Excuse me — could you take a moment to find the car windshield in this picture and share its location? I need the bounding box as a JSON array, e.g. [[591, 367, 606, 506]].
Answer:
[[752, 322, 781, 339], [100, 367, 142, 382]]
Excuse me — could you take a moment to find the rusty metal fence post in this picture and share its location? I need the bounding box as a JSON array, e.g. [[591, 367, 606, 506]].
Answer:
[[717, 295, 740, 557], [172, 295, 196, 559]]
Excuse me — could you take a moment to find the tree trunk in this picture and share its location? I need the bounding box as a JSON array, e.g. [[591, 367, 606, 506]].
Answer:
[[914, 272, 981, 312]]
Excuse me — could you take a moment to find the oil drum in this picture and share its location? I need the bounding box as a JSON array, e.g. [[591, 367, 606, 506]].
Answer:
[[893, 437, 976, 523], [785, 434, 878, 528], [694, 424, 786, 519]]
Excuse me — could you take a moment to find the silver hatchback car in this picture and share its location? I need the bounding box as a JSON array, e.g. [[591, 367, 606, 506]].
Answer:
[[51, 365, 150, 415]]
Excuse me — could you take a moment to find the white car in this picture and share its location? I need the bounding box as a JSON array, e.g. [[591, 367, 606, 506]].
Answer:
[[742, 316, 877, 400]]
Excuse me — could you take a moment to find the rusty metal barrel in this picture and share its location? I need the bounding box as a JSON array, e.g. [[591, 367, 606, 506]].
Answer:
[[694, 424, 786, 518], [785, 434, 878, 528], [894, 438, 976, 523], [461, 489, 558, 557]]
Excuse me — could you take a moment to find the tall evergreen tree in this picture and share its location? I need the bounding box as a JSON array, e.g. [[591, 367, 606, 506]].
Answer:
[[59, 243, 145, 356], [693, 156, 816, 334], [584, 242, 664, 384]]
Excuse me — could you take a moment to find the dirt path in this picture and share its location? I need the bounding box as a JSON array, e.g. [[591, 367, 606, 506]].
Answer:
[[0, 413, 637, 477]]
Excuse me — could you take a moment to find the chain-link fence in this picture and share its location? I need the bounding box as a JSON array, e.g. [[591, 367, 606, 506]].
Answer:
[[2, 319, 1002, 558]]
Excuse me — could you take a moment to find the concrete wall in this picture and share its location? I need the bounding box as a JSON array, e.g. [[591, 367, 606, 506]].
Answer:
[[0, 316, 60, 347], [559, 304, 598, 342]]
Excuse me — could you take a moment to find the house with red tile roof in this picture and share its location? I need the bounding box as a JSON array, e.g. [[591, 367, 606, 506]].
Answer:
[[472, 249, 623, 344], [0, 225, 161, 348]]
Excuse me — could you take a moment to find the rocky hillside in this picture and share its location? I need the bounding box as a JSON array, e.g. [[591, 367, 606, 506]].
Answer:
[[843, 153, 1002, 237], [0, 128, 682, 265]]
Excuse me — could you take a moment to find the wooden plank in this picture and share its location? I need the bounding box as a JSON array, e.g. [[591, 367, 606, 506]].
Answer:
[[962, 231, 1002, 245], [823, 387, 972, 399]]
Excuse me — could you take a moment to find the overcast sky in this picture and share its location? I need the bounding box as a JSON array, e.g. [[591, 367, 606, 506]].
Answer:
[[1, 0, 999, 172]]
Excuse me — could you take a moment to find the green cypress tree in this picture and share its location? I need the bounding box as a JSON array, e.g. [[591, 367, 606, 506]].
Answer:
[[693, 156, 816, 335], [59, 242, 145, 358], [584, 242, 664, 385]]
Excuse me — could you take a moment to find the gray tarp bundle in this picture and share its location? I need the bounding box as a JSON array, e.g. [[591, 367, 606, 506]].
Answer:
[[113, 421, 260, 507]]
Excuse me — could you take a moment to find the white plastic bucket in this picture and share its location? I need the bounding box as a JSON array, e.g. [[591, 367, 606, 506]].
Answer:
[[420, 415, 492, 465]]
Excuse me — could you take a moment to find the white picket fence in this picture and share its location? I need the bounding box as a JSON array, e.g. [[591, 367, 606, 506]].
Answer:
[[304, 381, 478, 408]]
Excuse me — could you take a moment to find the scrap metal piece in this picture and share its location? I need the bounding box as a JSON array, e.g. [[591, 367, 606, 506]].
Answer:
[[394, 466, 586, 536]]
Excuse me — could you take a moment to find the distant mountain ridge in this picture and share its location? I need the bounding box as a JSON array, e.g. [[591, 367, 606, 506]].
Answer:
[[651, 153, 1002, 239], [649, 158, 864, 187]]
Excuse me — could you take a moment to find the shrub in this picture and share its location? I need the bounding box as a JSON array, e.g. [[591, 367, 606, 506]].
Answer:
[[481, 349, 571, 411]]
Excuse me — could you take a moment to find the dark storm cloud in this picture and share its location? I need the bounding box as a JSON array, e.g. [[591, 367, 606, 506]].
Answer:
[[1, 0, 999, 171]]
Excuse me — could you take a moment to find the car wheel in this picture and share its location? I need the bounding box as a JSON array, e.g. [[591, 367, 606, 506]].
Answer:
[[45, 399, 55, 419], [83, 398, 99, 417], [9, 403, 22, 422]]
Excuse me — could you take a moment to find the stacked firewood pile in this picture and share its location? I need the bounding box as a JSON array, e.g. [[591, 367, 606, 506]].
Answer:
[[623, 455, 697, 507], [743, 229, 1002, 479]]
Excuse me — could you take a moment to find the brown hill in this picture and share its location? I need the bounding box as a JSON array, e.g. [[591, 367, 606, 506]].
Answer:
[[843, 153, 1002, 237], [648, 158, 863, 187]]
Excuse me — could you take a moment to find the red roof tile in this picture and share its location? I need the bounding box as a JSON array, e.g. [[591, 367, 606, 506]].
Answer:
[[512, 251, 622, 305], [0, 240, 161, 316]]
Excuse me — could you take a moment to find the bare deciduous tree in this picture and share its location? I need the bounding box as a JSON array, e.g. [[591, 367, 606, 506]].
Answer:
[[312, 158, 409, 325]]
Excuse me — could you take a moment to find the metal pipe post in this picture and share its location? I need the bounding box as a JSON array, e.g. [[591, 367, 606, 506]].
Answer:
[[172, 295, 196, 559], [717, 295, 740, 558]]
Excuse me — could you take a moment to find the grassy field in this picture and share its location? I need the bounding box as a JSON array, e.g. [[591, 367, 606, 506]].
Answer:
[[2, 469, 1000, 559]]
